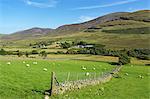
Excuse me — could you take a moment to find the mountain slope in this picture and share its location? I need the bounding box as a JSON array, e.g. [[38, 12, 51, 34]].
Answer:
[[0, 10, 150, 49], [55, 10, 150, 33], [1, 27, 54, 40]]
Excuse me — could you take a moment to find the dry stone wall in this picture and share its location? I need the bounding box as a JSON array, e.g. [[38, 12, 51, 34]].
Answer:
[[50, 66, 122, 95]]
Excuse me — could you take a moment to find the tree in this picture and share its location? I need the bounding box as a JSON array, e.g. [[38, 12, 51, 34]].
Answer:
[[17, 51, 23, 57], [25, 52, 29, 57], [60, 42, 71, 48], [31, 50, 38, 54], [0, 49, 7, 55], [118, 53, 130, 65], [40, 51, 47, 58]]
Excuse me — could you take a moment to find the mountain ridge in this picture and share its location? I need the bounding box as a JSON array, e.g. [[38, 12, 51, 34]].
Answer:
[[1, 10, 150, 41]]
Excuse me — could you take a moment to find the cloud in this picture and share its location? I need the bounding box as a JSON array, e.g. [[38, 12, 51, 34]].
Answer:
[[24, 0, 57, 8], [77, 16, 96, 22], [73, 0, 139, 10]]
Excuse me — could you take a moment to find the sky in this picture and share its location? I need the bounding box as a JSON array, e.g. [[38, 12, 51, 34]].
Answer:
[[0, 0, 149, 34]]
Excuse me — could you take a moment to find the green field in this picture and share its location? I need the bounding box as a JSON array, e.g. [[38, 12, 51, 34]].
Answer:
[[0, 58, 114, 99], [53, 64, 150, 99]]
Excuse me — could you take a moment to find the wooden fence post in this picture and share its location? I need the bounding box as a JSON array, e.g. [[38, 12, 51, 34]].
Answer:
[[50, 72, 55, 96], [67, 72, 70, 82]]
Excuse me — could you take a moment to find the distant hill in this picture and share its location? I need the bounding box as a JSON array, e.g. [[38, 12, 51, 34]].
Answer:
[[1, 27, 54, 40], [1, 10, 150, 49]]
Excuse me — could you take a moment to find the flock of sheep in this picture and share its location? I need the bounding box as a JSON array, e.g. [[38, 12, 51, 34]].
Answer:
[[7, 61, 48, 71], [5, 62, 145, 79]]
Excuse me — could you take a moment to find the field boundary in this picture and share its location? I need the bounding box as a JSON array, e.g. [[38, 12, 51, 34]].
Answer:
[[46, 66, 122, 96]]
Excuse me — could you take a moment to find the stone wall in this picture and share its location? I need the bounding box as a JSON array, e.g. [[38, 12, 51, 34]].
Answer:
[[50, 66, 122, 95]]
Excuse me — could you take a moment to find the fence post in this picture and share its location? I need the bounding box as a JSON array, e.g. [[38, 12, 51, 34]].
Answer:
[[50, 72, 55, 96], [76, 73, 78, 81], [67, 72, 70, 82]]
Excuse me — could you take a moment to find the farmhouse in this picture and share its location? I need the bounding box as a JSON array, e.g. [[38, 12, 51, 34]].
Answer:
[[73, 45, 94, 48]]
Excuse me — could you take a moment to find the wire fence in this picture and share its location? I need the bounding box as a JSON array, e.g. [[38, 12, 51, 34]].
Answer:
[[45, 66, 122, 96], [54, 71, 106, 83]]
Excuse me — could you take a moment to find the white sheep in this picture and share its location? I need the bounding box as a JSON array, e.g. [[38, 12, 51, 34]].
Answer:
[[125, 73, 129, 76], [33, 62, 37, 64], [23, 61, 26, 64], [100, 87, 104, 91], [82, 66, 86, 70], [26, 64, 30, 67], [86, 72, 89, 76], [7, 62, 11, 65], [93, 68, 96, 70], [43, 68, 48, 71], [138, 75, 144, 79]]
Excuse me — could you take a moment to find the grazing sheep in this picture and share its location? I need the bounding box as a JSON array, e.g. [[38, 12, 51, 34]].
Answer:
[[26, 64, 30, 67], [43, 68, 48, 71], [7, 62, 11, 65], [23, 61, 26, 64], [86, 72, 89, 76], [138, 75, 144, 79], [82, 66, 86, 70], [33, 62, 37, 64], [93, 68, 96, 70], [100, 87, 104, 91], [125, 73, 129, 76]]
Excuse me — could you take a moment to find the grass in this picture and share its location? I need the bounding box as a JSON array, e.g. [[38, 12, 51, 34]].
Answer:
[[2, 48, 67, 53], [52, 64, 150, 99], [0, 58, 114, 99], [1, 29, 150, 49]]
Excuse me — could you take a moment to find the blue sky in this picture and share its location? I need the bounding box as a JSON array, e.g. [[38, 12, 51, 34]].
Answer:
[[0, 0, 149, 34]]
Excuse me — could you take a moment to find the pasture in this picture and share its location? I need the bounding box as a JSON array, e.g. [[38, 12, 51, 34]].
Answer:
[[53, 64, 150, 99], [0, 57, 114, 99]]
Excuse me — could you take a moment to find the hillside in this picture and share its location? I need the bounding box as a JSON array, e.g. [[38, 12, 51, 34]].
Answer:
[[1, 27, 54, 40], [0, 10, 150, 49]]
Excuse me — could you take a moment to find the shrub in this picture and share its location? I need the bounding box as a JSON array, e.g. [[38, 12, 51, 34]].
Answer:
[[31, 50, 38, 54], [17, 51, 23, 57], [0, 49, 7, 55], [118, 53, 130, 65]]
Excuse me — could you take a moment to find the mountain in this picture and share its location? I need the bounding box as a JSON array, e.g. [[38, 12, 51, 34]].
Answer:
[[0, 10, 150, 49], [1, 27, 54, 40], [55, 10, 150, 33]]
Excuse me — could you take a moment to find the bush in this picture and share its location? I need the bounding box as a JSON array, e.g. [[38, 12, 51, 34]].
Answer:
[[137, 55, 150, 60], [56, 51, 65, 54], [17, 51, 23, 57], [31, 50, 38, 54], [39, 51, 47, 58], [60, 42, 71, 48], [0, 49, 7, 55], [118, 53, 130, 65]]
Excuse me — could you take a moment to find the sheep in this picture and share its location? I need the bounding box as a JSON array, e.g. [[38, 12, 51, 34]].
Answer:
[[100, 87, 104, 91], [82, 66, 86, 70], [125, 73, 129, 76], [33, 62, 37, 65], [26, 64, 30, 67], [93, 68, 96, 70], [7, 62, 11, 65], [86, 72, 89, 76], [23, 61, 26, 64], [138, 75, 144, 79], [43, 68, 48, 71]]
